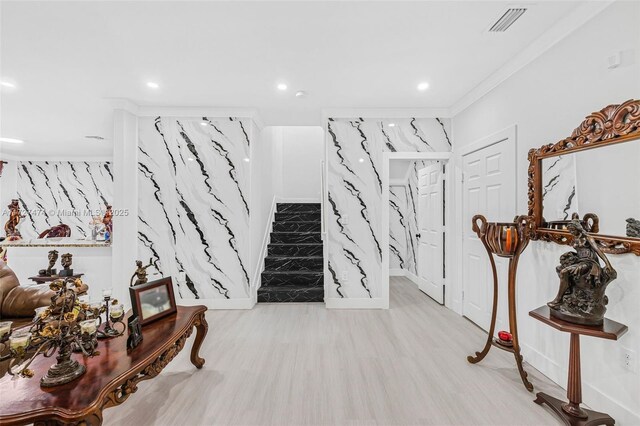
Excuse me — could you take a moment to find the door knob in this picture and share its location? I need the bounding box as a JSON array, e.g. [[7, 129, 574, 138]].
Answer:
[[416, 233, 421, 239]]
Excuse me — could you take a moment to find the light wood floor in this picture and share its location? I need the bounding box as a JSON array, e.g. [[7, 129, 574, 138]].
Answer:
[[105, 277, 564, 425]]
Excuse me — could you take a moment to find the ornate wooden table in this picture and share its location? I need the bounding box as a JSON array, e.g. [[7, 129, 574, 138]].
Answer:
[[28, 274, 84, 285], [0, 305, 208, 425], [530, 306, 627, 426]]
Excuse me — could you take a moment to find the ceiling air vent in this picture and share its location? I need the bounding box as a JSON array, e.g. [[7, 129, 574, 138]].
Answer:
[[85, 136, 105, 141], [489, 8, 527, 32]]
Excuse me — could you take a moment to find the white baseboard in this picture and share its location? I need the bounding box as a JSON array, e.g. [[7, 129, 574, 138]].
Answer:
[[275, 197, 321, 203], [325, 297, 388, 309], [521, 343, 563, 385], [404, 270, 421, 287], [178, 297, 255, 310], [583, 382, 640, 426], [389, 268, 405, 277]]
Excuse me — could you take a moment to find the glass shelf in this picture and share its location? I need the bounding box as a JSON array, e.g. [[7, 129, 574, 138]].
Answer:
[[0, 238, 111, 248]]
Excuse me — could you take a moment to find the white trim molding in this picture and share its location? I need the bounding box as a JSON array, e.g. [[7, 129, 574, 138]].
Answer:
[[322, 108, 451, 122], [179, 297, 254, 310], [325, 297, 388, 309], [450, 1, 615, 116]]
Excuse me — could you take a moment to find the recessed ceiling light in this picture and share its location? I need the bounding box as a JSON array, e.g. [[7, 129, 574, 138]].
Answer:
[[187, 157, 195, 162], [358, 158, 365, 163], [277, 83, 288, 91], [243, 158, 250, 162], [0, 137, 24, 144], [417, 82, 430, 91], [200, 121, 207, 126], [0, 81, 16, 88], [146, 81, 159, 89], [295, 91, 307, 98], [388, 123, 396, 127]]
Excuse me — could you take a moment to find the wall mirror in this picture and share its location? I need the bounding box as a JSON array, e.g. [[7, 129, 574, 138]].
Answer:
[[528, 99, 640, 255]]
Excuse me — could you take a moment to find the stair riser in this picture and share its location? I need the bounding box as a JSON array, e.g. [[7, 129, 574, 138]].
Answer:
[[258, 287, 324, 303], [265, 257, 323, 272], [271, 233, 321, 244], [273, 222, 321, 233], [277, 203, 321, 213], [261, 273, 323, 287], [275, 213, 320, 222], [268, 244, 323, 257]]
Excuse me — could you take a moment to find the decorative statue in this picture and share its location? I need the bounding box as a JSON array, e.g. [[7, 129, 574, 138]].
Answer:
[[59, 253, 74, 277], [130, 258, 153, 287], [39, 250, 59, 277], [4, 199, 24, 238], [102, 205, 113, 236], [626, 218, 640, 238], [548, 220, 617, 326], [38, 224, 71, 239]]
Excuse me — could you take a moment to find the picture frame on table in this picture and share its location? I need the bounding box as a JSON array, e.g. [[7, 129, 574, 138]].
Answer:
[[129, 277, 177, 326]]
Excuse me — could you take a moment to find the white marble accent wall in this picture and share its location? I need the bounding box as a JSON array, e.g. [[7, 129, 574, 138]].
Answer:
[[14, 161, 113, 239], [326, 118, 451, 299], [389, 186, 408, 270], [137, 116, 252, 300], [542, 155, 578, 220]]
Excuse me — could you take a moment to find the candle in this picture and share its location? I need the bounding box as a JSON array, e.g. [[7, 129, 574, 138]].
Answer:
[[110, 304, 124, 319], [34, 307, 47, 321], [80, 319, 97, 335], [9, 332, 30, 350], [0, 321, 12, 339], [102, 288, 113, 298], [505, 227, 513, 253]]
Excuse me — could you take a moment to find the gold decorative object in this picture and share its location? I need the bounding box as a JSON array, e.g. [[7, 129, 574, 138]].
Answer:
[[0, 278, 126, 387], [4, 199, 24, 239], [130, 258, 153, 287]]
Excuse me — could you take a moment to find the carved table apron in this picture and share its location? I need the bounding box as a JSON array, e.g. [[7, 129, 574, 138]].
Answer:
[[0, 305, 208, 426]]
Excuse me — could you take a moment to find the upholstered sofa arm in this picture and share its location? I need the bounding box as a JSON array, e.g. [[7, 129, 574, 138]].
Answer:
[[1, 285, 54, 318]]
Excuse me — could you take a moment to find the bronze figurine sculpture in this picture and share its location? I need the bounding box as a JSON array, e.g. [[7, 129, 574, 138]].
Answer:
[[130, 259, 153, 287], [102, 204, 113, 235], [4, 199, 24, 238], [626, 218, 640, 238], [548, 220, 617, 326], [59, 253, 74, 277], [39, 250, 59, 277]]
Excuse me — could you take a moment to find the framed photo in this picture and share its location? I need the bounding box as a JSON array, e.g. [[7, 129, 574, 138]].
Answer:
[[129, 277, 177, 326]]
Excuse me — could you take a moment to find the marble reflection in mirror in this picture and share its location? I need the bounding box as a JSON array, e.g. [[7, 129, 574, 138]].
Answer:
[[542, 141, 640, 238]]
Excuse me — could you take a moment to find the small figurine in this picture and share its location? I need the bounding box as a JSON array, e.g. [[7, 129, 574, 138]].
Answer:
[[130, 258, 154, 287], [90, 216, 104, 241], [38, 224, 71, 239], [548, 220, 617, 326], [102, 205, 113, 237], [39, 250, 59, 277], [4, 199, 24, 238], [59, 253, 74, 277], [626, 218, 640, 238]]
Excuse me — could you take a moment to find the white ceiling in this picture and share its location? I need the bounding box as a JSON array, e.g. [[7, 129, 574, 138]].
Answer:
[[0, 0, 587, 158]]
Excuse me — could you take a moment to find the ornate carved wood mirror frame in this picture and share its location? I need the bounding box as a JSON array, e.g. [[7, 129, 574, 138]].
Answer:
[[528, 99, 640, 255]]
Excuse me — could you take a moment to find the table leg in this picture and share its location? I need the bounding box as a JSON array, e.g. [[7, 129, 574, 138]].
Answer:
[[563, 333, 587, 418], [467, 247, 499, 364], [190, 311, 208, 369]]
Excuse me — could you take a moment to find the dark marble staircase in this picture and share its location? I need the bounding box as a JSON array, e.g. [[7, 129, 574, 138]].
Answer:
[[258, 203, 324, 303]]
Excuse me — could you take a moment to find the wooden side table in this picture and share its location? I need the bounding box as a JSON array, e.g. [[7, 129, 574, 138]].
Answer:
[[529, 306, 628, 426]]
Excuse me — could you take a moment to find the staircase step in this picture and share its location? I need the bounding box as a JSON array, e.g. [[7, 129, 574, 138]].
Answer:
[[277, 203, 321, 213], [265, 256, 323, 272], [257, 285, 324, 303], [275, 212, 320, 222], [273, 221, 321, 233], [261, 271, 323, 287], [271, 232, 321, 244], [268, 243, 323, 257]]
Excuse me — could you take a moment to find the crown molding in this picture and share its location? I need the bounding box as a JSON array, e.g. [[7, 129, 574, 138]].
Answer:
[[450, 0, 615, 117], [107, 98, 264, 128], [322, 107, 452, 123]]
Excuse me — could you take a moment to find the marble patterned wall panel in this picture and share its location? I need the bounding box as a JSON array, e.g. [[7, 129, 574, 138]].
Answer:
[[389, 186, 407, 270], [542, 155, 578, 220], [326, 118, 451, 299], [138, 117, 252, 300], [15, 161, 113, 239]]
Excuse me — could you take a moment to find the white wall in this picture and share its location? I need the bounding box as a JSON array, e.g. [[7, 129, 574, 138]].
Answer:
[[272, 126, 323, 201], [451, 2, 640, 424]]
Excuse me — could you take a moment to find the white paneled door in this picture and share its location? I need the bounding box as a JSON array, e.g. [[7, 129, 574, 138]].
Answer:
[[462, 130, 516, 332], [417, 163, 444, 304]]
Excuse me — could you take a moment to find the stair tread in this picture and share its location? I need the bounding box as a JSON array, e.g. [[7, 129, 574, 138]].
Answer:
[[265, 256, 323, 259], [269, 243, 322, 245], [259, 285, 323, 290], [262, 270, 323, 275]]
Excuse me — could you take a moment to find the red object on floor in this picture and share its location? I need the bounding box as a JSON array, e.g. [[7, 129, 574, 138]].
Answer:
[[498, 330, 512, 342]]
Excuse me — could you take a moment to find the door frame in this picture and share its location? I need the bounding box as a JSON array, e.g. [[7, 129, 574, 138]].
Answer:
[[381, 151, 452, 309], [455, 124, 517, 321]]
